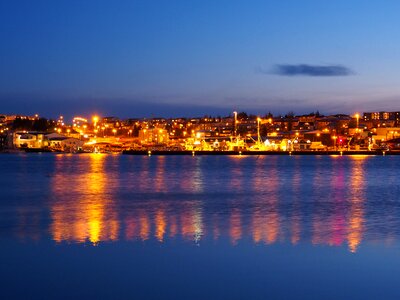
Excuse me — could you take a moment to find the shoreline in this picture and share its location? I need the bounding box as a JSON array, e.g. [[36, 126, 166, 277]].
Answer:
[[1, 149, 399, 156], [122, 150, 396, 156]]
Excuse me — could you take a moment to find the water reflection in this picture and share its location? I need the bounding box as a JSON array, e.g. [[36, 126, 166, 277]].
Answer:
[[347, 156, 366, 252], [8, 155, 397, 252], [290, 162, 302, 245], [230, 207, 242, 245], [51, 154, 120, 244]]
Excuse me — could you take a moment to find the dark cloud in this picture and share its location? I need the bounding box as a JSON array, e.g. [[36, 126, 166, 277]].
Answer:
[[265, 64, 354, 77]]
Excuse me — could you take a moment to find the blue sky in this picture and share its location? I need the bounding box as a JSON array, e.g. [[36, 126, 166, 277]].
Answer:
[[1, 0, 400, 118]]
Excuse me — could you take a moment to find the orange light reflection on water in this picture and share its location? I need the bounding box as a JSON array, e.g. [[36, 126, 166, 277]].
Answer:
[[290, 164, 302, 245], [50, 154, 120, 245], [155, 207, 166, 242], [47, 155, 366, 252], [252, 159, 280, 245], [347, 156, 366, 253], [230, 208, 242, 245]]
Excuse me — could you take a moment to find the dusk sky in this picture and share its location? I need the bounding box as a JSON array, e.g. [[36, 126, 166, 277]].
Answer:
[[2, 0, 400, 118]]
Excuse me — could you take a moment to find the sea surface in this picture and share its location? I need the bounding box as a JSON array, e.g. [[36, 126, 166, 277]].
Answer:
[[1, 153, 400, 299]]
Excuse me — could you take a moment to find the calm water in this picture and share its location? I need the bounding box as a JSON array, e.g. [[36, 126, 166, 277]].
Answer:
[[1, 154, 400, 299]]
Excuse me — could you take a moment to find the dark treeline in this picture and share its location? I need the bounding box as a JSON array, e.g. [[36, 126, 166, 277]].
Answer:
[[11, 117, 56, 132]]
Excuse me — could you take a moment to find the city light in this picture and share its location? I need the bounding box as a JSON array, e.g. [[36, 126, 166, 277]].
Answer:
[[1, 110, 400, 154]]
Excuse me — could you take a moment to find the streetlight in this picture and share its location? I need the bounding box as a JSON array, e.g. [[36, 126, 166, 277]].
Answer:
[[355, 113, 360, 133], [93, 116, 99, 128], [257, 117, 261, 143], [233, 111, 237, 138], [332, 135, 337, 150], [315, 132, 320, 142]]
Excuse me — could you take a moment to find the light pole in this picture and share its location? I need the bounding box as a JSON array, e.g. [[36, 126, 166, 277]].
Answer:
[[93, 116, 99, 128], [355, 113, 360, 133], [233, 111, 237, 138], [332, 135, 337, 150]]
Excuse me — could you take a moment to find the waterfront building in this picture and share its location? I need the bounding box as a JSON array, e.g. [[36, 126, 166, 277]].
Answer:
[[46, 134, 84, 151], [363, 111, 400, 127], [374, 127, 400, 141], [363, 111, 400, 121], [315, 115, 351, 133], [13, 132, 46, 148], [139, 128, 169, 145], [295, 115, 316, 130]]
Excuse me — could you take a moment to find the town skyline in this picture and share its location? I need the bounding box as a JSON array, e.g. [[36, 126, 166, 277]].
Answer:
[[2, 108, 400, 154]]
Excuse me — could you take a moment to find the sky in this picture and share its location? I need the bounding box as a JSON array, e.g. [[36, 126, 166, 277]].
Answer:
[[1, 0, 400, 119]]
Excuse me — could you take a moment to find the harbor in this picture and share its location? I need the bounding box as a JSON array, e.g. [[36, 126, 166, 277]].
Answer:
[[2, 111, 400, 155]]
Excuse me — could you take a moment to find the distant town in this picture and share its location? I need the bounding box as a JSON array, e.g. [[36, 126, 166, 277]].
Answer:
[[1, 111, 400, 154]]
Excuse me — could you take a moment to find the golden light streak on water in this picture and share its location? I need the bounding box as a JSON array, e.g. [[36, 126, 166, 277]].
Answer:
[[252, 208, 263, 243], [50, 154, 120, 245], [87, 204, 103, 245], [265, 203, 279, 244], [347, 157, 366, 253], [155, 208, 166, 242]]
